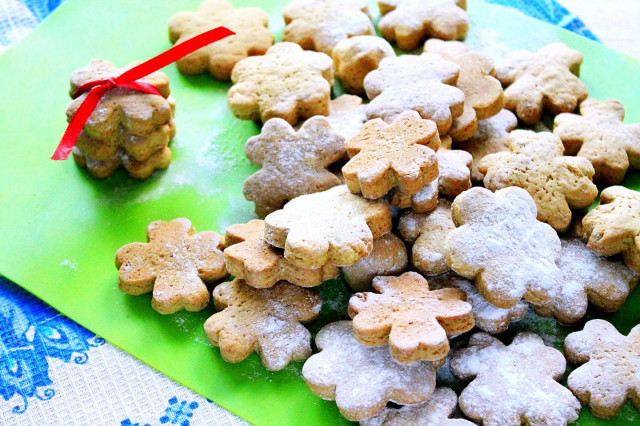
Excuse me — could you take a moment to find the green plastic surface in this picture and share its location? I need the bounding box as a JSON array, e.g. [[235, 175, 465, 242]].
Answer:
[[0, 0, 638, 424]]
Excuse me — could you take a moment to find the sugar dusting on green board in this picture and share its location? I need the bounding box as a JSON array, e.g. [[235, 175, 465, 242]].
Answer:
[[0, 0, 638, 424]]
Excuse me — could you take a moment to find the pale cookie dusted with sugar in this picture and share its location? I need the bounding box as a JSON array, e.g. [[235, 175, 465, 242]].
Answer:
[[378, 0, 468, 50], [342, 233, 408, 292], [324, 95, 368, 141], [497, 42, 588, 124], [348, 272, 474, 364], [283, 0, 374, 56], [332, 35, 395, 95], [168, 0, 274, 80], [554, 99, 640, 184], [580, 186, 640, 274], [429, 272, 529, 334], [398, 199, 454, 276], [436, 149, 472, 197], [564, 320, 640, 419], [444, 187, 563, 309], [204, 279, 322, 371], [455, 109, 517, 183], [224, 219, 339, 288], [264, 185, 392, 268], [361, 387, 474, 426], [479, 130, 598, 232], [343, 111, 440, 199], [115, 218, 227, 314], [302, 321, 438, 421], [228, 42, 333, 125], [451, 332, 581, 425], [243, 116, 345, 217], [388, 179, 439, 213]]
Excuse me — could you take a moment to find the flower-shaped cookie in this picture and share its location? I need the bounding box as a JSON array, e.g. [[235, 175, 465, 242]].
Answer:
[[224, 219, 339, 288], [204, 278, 322, 371], [115, 218, 227, 314], [348, 272, 474, 364], [302, 321, 437, 421], [436, 149, 472, 197], [479, 130, 598, 232], [554, 99, 640, 184], [343, 111, 440, 199], [228, 42, 333, 125], [168, 0, 274, 80], [497, 42, 588, 124], [243, 116, 345, 217], [451, 332, 581, 425], [444, 187, 563, 309], [283, 0, 374, 55], [388, 179, 439, 213], [264, 185, 392, 268], [564, 320, 640, 419], [332, 36, 395, 95], [580, 186, 640, 274], [325, 95, 368, 141], [378, 0, 469, 50]]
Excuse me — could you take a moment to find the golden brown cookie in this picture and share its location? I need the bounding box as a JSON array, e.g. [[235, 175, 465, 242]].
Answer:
[[580, 186, 640, 274], [67, 60, 175, 179], [228, 42, 333, 125], [348, 271, 474, 364], [436, 149, 472, 197], [168, 0, 274, 80], [479, 130, 598, 232], [497, 42, 588, 124], [115, 218, 227, 314], [378, 0, 469, 50], [444, 187, 563, 309], [554, 99, 640, 184], [302, 321, 438, 421], [283, 0, 374, 56], [332, 35, 395, 95], [204, 278, 322, 371], [264, 185, 392, 268], [243, 116, 345, 217], [564, 320, 640, 419], [388, 179, 439, 213], [451, 332, 581, 425], [343, 111, 440, 199], [224, 219, 339, 288], [341, 232, 408, 292]]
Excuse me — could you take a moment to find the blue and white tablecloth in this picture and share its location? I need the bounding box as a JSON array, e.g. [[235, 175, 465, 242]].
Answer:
[[0, 1, 597, 424]]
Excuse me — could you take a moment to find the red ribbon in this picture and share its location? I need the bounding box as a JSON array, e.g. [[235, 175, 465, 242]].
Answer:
[[52, 26, 235, 160]]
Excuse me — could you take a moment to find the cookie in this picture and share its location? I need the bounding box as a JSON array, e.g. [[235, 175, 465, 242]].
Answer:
[[554, 98, 640, 184], [478, 130, 598, 232], [361, 387, 474, 426], [343, 111, 440, 199], [444, 187, 563, 309], [450, 332, 581, 425], [115, 218, 227, 314], [564, 319, 640, 419], [283, 0, 374, 56], [264, 185, 392, 268], [496, 42, 588, 124], [378, 0, 469, 50], [398, 199, 454, 276], [325, 95, 368, 141], [429, 272, 529, 334], [348, 271, 474, 364], [204, 278, 322, 371], [580, 186, 640, 274], [243, 116, 345, 217], [455, 109, 517, 183], [67, 59, 175, 179], [332, 35, 395, 95], [388, 179, 439, 213], [168, 0, 274, 80], [436, 149, 472, 197], [534, 237, 638, 324], [342, 232, 408, 292], [224, 219, 339, 288], [228, 42, 333, 125], [302, 321, 437, 421]]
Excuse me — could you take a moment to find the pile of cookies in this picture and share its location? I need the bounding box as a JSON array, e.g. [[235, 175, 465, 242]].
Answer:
[[63, 0, 640, 423]]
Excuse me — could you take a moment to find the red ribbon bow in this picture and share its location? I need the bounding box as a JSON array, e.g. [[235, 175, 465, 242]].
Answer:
[[52, 26, 235, 160]]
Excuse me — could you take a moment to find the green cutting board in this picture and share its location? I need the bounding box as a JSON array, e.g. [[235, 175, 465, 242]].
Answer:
[[0, 0, 638, 424]]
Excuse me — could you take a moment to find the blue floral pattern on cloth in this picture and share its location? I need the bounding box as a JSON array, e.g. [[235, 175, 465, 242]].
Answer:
[[121, 397, 199, 426]]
